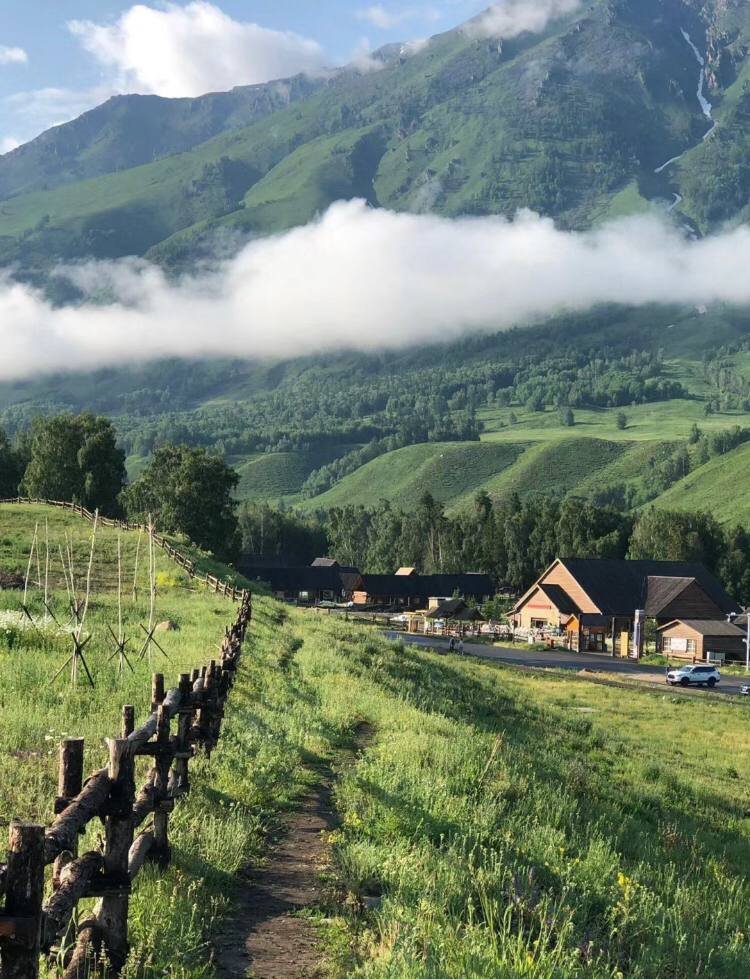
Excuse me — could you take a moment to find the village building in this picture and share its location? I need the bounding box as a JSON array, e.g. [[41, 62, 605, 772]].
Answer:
[[657, 619, 747, 663], [240, 560, 362, 604], [353, 572, 494, 609], [511, 558, 740, 656]]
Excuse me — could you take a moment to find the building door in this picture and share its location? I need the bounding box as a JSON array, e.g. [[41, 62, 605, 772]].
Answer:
[[619, 631, 630, 658]]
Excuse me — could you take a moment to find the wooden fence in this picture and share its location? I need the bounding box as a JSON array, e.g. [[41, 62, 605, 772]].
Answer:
[[0, 497, 245, 602], [0, 593, 252, 978], [0, 498, 254, 977]]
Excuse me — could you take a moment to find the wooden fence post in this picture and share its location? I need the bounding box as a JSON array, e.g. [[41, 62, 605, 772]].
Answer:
[[0, 823, 45, 979], [121, 706, 135, 739], [151, 706, 173, 868], [172, 674, 193, 797], [52, 738, 85, 890], [95, 739, 135, 971], [151, 674, 165, 713]]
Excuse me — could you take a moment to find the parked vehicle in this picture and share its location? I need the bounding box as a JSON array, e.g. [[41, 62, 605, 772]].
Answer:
[[666, 664, 720, 688]]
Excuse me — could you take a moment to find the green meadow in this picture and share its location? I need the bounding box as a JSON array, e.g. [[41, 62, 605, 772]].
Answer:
[[2, 504, 750, 976]]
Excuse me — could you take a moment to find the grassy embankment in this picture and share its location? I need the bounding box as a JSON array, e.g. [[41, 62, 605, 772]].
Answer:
[[4, 502, 750, 977]]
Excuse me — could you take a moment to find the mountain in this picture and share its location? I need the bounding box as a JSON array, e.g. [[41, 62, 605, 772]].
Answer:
[[2, 0, 750, 523], [2, 0, 750, 275]]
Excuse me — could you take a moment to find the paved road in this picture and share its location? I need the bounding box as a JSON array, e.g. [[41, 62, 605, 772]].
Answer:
[[385, 633, 750, 697]]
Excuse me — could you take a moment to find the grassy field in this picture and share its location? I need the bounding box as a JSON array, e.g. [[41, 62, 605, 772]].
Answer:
[[300, 442, 526, 512], [0, 503, 274, 977], [4, 503, 750, 976], [297, 393, 750, 519], [479, 398, 750, 444], [233, 605, 750, 977], [233, 445, 357, 503], [651, 441, 750, 525]]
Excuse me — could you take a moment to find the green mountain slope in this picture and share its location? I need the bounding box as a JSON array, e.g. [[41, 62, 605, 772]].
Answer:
[[3, 0, 750, 272], [299, 441, 525, 511], [651, 441, 750, 524], [0, 75, 323, 201]]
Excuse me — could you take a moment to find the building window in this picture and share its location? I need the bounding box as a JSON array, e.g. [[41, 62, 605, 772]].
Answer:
[[531, 618, 547, 629], [662, 637, 671, 651], [686, 639, 696, 654]]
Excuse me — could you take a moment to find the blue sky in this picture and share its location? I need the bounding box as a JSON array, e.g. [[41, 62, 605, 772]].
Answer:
[[0, 0, 487, 151]]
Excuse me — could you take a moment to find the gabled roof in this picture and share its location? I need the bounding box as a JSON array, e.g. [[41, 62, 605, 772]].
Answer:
[[311, 557, 339, 567], [558, 559, 740, 617], [396, 567, 417, 576], [426, 597, 466, 618], [644, 576, 697, 616], [537, 583, 579, 615], [657, 619, 746, 637]]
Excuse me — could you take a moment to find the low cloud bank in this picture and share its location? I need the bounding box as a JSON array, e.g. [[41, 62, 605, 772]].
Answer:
[[2, 199, 750, 382], [469, 0, 581, 39]]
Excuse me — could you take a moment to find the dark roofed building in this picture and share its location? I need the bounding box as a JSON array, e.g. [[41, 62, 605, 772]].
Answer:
[[658, 619, 747, 662], [512, 558, 740, 657], [353, 573, 494, 608], [241, 565, 362, 604]]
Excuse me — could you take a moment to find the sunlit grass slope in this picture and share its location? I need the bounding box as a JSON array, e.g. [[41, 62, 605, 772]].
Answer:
[[651, 441, 750, 525], [300, 442, 525, 511], [4, 501, 750, 976], [219, 606, 750, 977]]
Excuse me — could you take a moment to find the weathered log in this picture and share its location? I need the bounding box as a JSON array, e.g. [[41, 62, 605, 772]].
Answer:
[[53, 738, 85, 893], [132, 770, 157, 829], [45, 771, 111, 865], [61, 919, 101, 979], [151, 706, 172, 867], [0, 823, 45, 979], [127, 832, 155, 879], [43, 851, 103, 952], [121, 706, 135, 738]]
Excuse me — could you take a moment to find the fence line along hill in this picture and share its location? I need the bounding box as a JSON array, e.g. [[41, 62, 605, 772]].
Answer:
[[0, 499, 253, 978]]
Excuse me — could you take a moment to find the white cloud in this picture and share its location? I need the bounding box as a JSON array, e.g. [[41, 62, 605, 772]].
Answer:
[[1, 136, 20, 154], [468, 0, 581, 39], [357, 5, 440, 30], [68, 2, 327, 99], [0, 46, 28, 66], [2, 200, 750, 381]]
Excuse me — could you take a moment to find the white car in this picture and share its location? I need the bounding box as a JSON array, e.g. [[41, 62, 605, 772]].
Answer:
[[666, 664, 720, 688]]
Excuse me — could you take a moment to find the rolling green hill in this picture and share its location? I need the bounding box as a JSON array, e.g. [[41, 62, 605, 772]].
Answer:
[[651, 441, 750, 524], [300, 441, 525, 511]]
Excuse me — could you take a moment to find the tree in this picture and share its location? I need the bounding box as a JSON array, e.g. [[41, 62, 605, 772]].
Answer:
[[21, 414, 125, 513], [560, 407, 575, 427], [123, 445, 239, 559], [616, 411, 628, 430], [628, 509, 724, 571], [0, 428, 23, 498]]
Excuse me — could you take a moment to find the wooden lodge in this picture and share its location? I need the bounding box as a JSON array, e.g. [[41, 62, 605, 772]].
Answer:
[[511, 558, 740, 657]]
